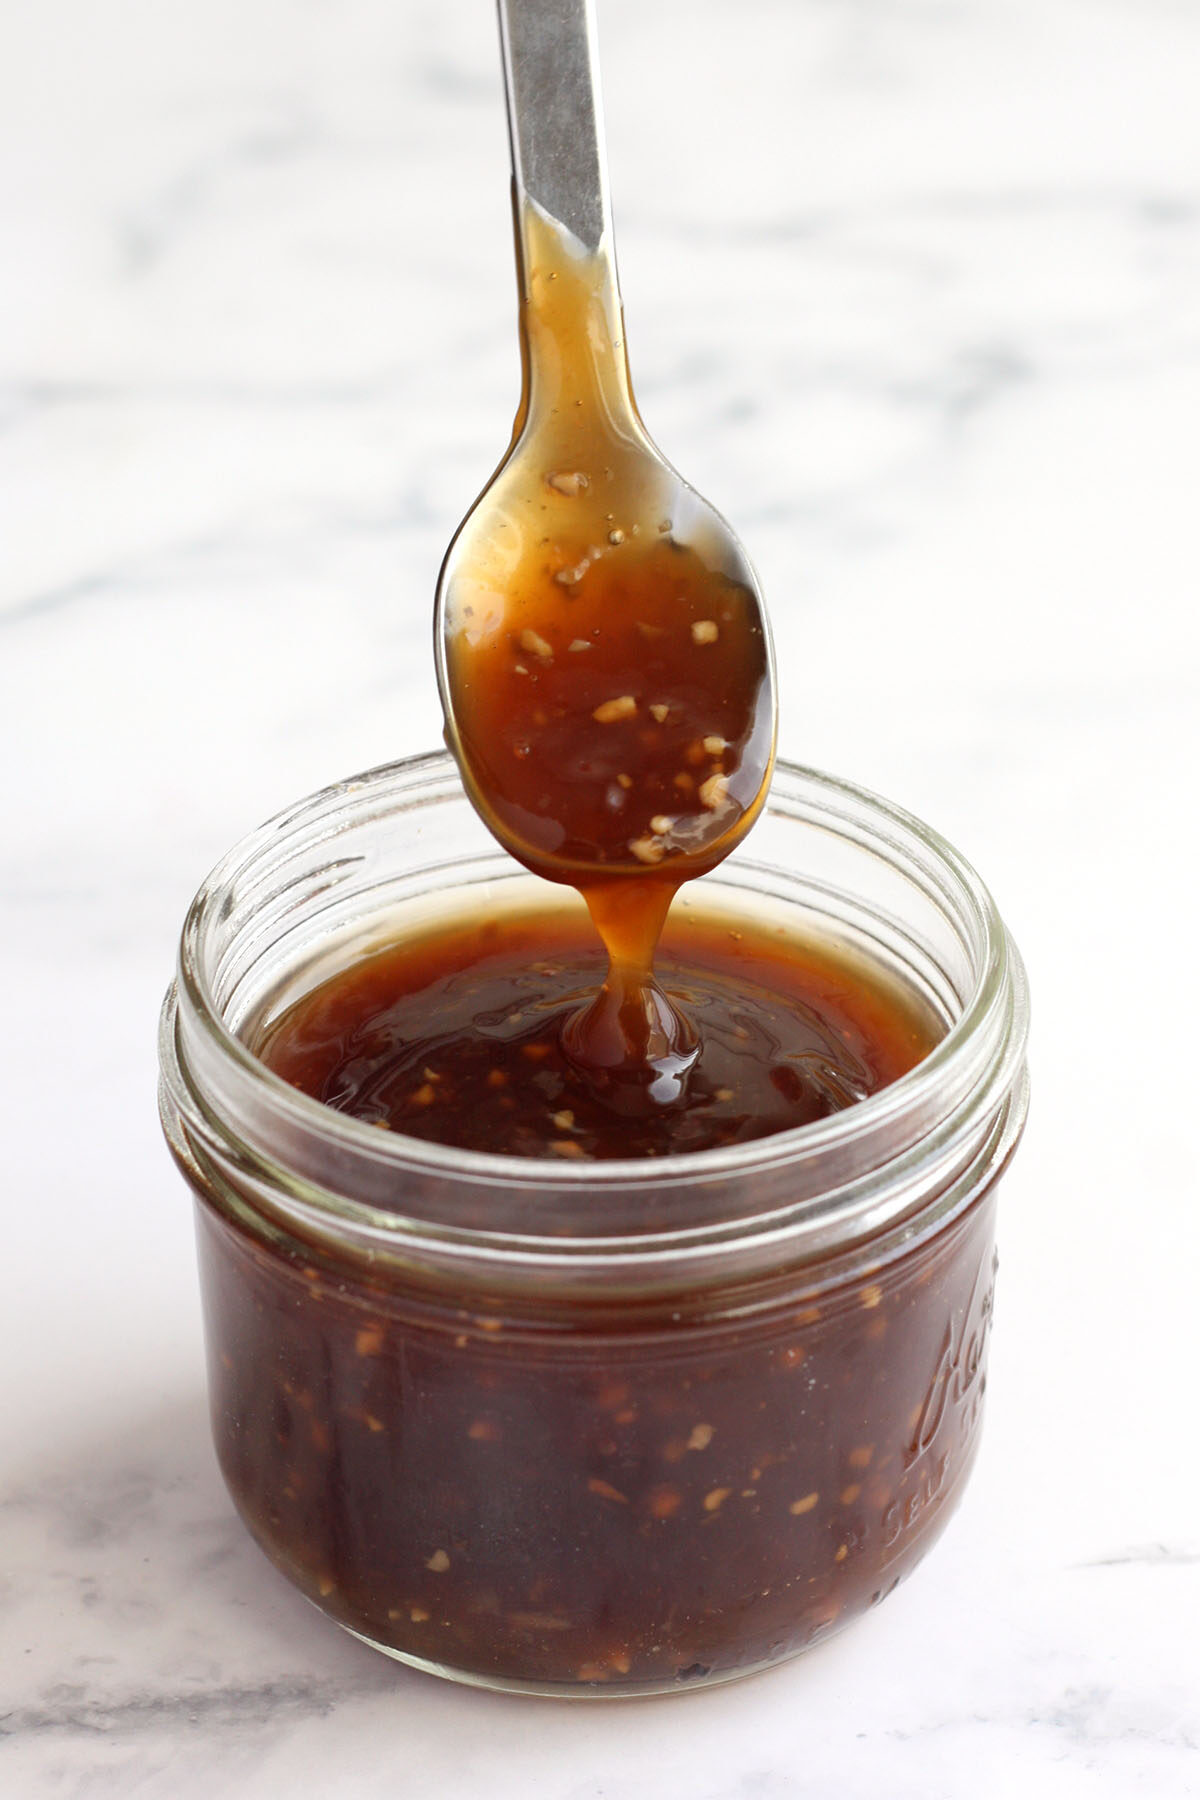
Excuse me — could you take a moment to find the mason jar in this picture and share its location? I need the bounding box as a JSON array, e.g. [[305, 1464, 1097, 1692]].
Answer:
[[158, 752, 1029, 1697]]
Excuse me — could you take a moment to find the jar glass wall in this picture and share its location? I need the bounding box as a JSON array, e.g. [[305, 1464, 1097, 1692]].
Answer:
[[159, 754, 1029, 1697]]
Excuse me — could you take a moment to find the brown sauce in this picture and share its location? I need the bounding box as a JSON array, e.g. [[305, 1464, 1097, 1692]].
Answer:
[[440, 213, 774, 1100], [196, 1124, 996, 1690], [258, 904, 938, 1158]]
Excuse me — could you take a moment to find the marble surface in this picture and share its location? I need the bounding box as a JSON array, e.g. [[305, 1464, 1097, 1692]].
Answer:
[[3, 0, 1198, 1793]]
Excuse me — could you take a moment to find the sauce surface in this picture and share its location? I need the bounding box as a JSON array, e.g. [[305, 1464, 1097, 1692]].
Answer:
[[257, 904, 939, 1158]]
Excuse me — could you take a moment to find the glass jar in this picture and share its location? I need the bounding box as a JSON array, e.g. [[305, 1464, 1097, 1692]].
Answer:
[[158, 752, 1029, 1697]]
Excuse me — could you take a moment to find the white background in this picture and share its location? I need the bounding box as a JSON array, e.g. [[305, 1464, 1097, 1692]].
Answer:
[[2, 1, 1197, 1794]]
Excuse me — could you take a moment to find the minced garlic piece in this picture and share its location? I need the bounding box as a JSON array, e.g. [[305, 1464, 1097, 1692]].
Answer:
[[698, 772, 729, 810], [593, 694, 637, 724]]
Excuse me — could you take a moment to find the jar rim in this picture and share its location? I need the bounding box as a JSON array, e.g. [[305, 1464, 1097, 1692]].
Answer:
[[161, 752, 1028, 1272]]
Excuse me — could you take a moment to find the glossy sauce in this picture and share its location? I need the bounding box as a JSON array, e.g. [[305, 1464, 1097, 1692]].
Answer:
[[222, 901, 978, 1693], [439, 212, 774, 1103], [257, 904, 939, 1159]]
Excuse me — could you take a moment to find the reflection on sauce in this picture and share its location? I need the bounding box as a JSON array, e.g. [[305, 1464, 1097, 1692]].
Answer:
[[257, 902, 938, 1159], [440, 210, 774, 1108]]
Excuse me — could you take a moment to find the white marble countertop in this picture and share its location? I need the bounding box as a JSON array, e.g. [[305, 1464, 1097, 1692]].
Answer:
[[3, 0, 1198, 1793]]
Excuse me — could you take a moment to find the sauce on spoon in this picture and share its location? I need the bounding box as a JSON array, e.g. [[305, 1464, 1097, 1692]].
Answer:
[[438, 205, 775, 1111]]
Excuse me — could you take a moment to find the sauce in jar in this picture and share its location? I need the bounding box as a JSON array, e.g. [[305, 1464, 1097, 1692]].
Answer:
[[163, 758, 1029, 1696], [199, 1167, 997, 1690], [257, 903, 937, 1158], [212, 903, 980, 1690]]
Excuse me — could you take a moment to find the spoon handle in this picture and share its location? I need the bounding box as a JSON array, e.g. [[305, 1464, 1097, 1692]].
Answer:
[[497, 0, 613, 254]]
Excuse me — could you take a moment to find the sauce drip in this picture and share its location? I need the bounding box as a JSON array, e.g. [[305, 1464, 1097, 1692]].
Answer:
[[440, 211, 775, 1108]]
